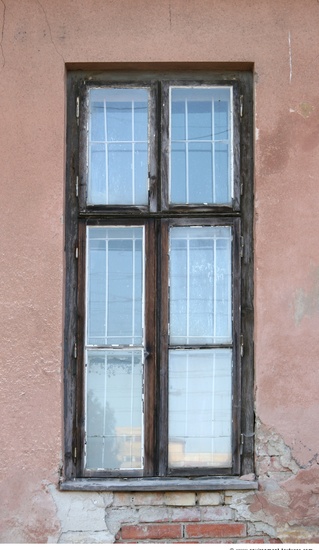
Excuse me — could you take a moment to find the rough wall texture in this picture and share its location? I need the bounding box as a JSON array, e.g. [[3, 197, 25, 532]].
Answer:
[[1, 0, 319, 543]]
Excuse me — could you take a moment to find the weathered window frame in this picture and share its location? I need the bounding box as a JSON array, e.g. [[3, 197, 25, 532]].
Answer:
[[63, 70, 254, 490]]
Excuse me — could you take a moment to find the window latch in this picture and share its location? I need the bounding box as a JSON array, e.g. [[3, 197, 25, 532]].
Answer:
[[240, 236, 244, 257], [76, 96, 80, 125], [240, 334, 244, 357]]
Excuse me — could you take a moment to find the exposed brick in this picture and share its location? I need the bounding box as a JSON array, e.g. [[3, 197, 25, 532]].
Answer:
[[197, 492, 221, 506], [120, 523, 182, 540], [138, 506, 170, 523], [200, 505, 234, 521], [170, 507, 201, 522], [164, 492, 196, 506], [185, 522, 246, 539]]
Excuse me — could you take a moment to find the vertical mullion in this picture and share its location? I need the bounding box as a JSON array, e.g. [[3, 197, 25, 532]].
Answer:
[[105, 230, 109, 345], [132, 231, 136, 344], [186, 234, 190, 344], [132, 100, 135, 204], [213, 235, 217, 341], [129, 352, 134, 464], [102, 352, 108, 467], [158, 219, 169, 476], [144, 220, 157, 476], [185, 99, 189, 204], [211, 350, 216, 459], [185, 350, 189, 443], [229, 86, 234, 200], [212, 98, 216, 203], [104, 100, 109, 204]]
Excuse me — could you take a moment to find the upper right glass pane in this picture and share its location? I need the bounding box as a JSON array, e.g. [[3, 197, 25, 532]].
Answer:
[[170, 87, 232, 205]]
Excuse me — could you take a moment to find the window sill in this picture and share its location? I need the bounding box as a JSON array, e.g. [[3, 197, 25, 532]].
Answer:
[[60, 476, 258, 492]]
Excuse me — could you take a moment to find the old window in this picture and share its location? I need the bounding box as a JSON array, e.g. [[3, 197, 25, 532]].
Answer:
[[64, 71, 254, 486]]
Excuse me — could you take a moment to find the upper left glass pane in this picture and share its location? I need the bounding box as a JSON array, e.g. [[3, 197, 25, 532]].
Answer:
[[88, 88, 149, 205]]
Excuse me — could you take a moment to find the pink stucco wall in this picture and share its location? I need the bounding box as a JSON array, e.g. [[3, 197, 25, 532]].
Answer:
[[1, 0, 319, 542]]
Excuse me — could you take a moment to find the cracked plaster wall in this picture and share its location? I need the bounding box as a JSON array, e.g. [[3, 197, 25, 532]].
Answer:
[[1, 0, 319, 543]]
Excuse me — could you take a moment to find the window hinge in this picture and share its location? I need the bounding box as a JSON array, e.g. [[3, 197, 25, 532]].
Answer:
[[240, 95, 244, 118], [73, 445, 77, 465], [76, 97, 80, 125], [73, 342, 77, 359], [240, 334, 244, 357], [240, 180, 244, 195], [75, 176, 79, 197], [75, 247, 79, 259], [240, 236, 244, 257]]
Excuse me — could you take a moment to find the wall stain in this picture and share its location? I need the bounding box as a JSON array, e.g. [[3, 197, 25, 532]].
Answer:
[[294, 266, 319, 325], [260, 103, 319, 176]]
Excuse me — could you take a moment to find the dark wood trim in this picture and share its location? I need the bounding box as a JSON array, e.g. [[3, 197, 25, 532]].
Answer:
[[143, 220, 157, 475], [76, 221, 87, 477], [64, 74, 80, 480], [60, 476, 258, 492], [232, 218, 241, 475], [239, 72, 254, 475], [158, 219, 169, 476], [64, 70, 254, 482]]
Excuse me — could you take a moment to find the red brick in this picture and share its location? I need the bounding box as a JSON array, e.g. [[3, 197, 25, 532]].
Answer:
[[171, 507, 201, 522], [185, 522, 246, 539], [120, 523, 182, 540]]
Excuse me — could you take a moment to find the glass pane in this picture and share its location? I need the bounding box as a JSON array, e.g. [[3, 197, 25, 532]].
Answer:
[[86, 350, 143, 470], [87, 227, 144, 346], [170, 226, 232, 344], [171, 142, 186, 203], [215, 143, 229, 204], [188, 142, 213, 203], [91, 101, 105, 141], [134, 143, 148, 205], [170, 87, 232, 205], [108, 143, 132, 204], [188, 101, 212, 141], [88, 88, 149, 205], [89, 143, 107, 204], [171, 100, 185, 141], [106, 101, 132, 142], [169, 349, 232, 468]]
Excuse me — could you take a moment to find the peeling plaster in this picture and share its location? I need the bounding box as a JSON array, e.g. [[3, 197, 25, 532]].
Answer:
[[290, 102, 315, 119], [48, 484, 114, 544]]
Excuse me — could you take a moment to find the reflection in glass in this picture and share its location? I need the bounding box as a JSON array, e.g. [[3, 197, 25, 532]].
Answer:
[[87, 226, 144, 346], [88, 88, 148, 205], [168, 349, 232, 468], [170, 226, 232, 344], [86, 350, 143, 470], [170, 87, 232, 205]]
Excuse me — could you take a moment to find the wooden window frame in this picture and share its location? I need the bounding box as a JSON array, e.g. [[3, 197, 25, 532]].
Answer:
[[63, 70, 254, 486]]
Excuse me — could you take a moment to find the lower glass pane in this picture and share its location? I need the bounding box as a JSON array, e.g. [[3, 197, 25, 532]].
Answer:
[[168, 349, 232, 468], [85, 349, 143, 470]]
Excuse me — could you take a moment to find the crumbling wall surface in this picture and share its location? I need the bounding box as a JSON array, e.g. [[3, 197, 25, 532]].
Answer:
[[1, 0, 319, 543]]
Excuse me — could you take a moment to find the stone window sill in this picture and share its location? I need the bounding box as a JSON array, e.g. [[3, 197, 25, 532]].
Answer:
[[60, 476, 258, 492]]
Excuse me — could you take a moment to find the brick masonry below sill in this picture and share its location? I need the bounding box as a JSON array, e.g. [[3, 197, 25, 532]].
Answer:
[[60, 477, 258, 492]]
